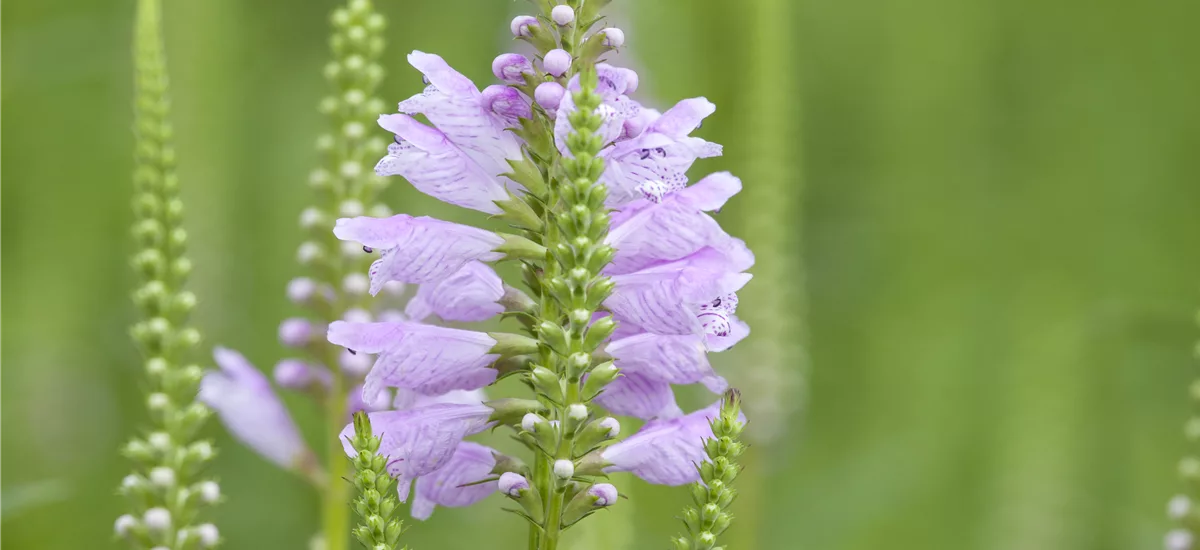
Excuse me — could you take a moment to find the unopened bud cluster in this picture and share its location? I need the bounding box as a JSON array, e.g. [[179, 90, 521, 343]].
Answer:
[[673, 390, 745, 550], [348, 412, 407, 550], [119, 0, 218, 547], [1163, 311, 1200, 550]]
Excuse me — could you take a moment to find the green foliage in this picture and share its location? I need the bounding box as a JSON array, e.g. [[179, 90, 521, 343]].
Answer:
[[672, 390, 745, 550], [348, 413, 407, 550], [117, 1, 219, 548]]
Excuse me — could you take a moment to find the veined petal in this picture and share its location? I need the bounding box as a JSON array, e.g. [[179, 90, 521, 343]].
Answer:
[[340, 403, 494, 502], [606, 333, 725, 390], [602, 400, 742, 485], [333, 215, 503, 291], [593, 372, 683, 420], [606, 248, 753, 335], [376, 114, 508, 213], [200, 348, 311, 470], [679, 171, 742, 212], [398, 51, 522, 176], [607, 193, 740, 275], [393, 388, 487, 410], [405, 261, 504, 323], [328, 321, 499, 399], [411, 442, 498, 520]]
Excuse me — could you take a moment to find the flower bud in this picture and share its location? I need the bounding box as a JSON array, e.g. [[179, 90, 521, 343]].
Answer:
[[521, 412, 544, 433], [554, 459, 575, 479], [529, 366, 565, 402], [114, 514, 138, 537], [492, 53, 533, 83], [340, 348, 373, 376], [599, 417, 620, 437], [343, 308, 372, 324], [567, 403, 588, 421], [483, 85, 532, 119], [1170, 495, 1193, 520], [297, 242, 323, 265], [195, 523, 220, 547], [499, 472, 530, 497], [143, 507, 171, 532], [588, 483, 617, 506], [535, 81, 566, 111], [278, 318, 314, 347], [510, 15, 539, 37], [149, 466, 176, 488], [147, 392, 170, 411], [551, 5, 575, 25], [342, 273, 370, 295], [1166, 529, 1194, 550], [602, 27, 625, 48], [148, 431, 172, 451], [582, 361, 619, 399], [544, 49, 572, 77], [198, 480, 221, 504], [300, 207, 327, 229], [274, 359, 325, 390]]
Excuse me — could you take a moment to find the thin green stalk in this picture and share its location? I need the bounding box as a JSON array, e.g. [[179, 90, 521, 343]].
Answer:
[[116, 0, 219, 548], [325, 370, 352, 550]]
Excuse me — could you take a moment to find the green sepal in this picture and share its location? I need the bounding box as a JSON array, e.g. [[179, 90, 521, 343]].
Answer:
[[496, 233, 548, 261], [582, 361, 619, 400], [504, 156, 547, 197], [486, 398, 548, 425], [488, 332, 541, 357], [493, 190, 544, 232]]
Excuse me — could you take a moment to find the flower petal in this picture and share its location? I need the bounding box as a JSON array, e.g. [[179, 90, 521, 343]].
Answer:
[[328, 321, 499, 399], [405, 261, 504, 323], [340, 403, 494, 502], [393, 388, 487, 410], [333, 215, 504, 290], [200, 348, 311, 470], [376, 114, 508, 213], [679, 171, 742, 212], [398, 51, 522, 177], [606, 192, 740, 275], [606, 333, 724, 389], [593, 372, 683, 420], [411, 442, 498, 520], [602, 400, 741, 485], [606, 248, 753, 335]]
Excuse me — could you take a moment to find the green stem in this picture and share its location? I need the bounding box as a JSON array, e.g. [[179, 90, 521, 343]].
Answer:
[[323, 371, 351, 550]]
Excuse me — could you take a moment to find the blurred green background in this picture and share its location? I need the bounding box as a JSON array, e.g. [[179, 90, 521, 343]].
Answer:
[[4, 0, 1199, 548]]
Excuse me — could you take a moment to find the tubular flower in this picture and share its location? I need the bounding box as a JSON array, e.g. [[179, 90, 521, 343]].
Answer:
[[327, 3, 755, 539]]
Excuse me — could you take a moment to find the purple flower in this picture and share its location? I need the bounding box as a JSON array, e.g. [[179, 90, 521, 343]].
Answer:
[[333, 214, 503, 291], [605, 332, 730, 392], [404, 261, 504, 323], [411, 441, 498, 520], [498, 472, 529, 496], [593, 372, 683, 420], [327, 320, 500, 400], [340, 403, 494, 501], [395, 52, 523, 178], [588, 483, 618, 506], [375, 114, 509, 213], [273, 359, 332, 390], [392, 388, 487, 410], [602, 400, 744, 485], [492, 53, 533, 83], [544, 49, 572, 77], [606, 172, 743, 274], [600, 97, 722, 206], [605, 247, 753, 336], [535, 82, 566, 112], [200, 348, 312, 470]]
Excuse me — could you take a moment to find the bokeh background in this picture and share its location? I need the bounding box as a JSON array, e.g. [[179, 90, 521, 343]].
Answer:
[[4, 0, 1200, 548]]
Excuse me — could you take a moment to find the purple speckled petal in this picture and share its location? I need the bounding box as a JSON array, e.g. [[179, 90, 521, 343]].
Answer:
[[200, 348, 311, 470], [606, 333, 726, 392], [327, 321, 499, 400], [593, 372, 683, 420], [405, 261, 504, 323], [606, 248, 753, 335], [600, 98, 723, 207], [376, 114, 508, 213], [606, 175, 744, 275], [333, 215, 503, 291], [339, 403, 494, 502], [398, 51, 522, 178], [705, 316, 750, 353], [410, 442, 498, 520], [602, 400, 744, 485]]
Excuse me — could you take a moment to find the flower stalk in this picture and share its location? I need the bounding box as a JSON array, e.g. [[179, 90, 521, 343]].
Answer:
[[348, 412, 408, 550], [672, 390, 746, 550], [1164, 310, 1200, 550], [117, 0, 219, 548]]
